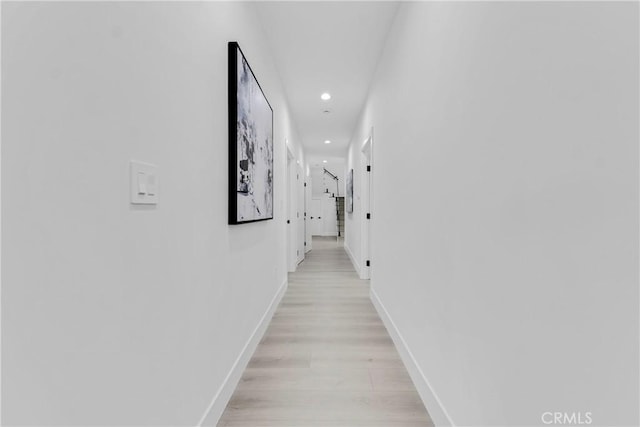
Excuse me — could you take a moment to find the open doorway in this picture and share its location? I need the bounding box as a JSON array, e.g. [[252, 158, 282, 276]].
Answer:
[[308, 158, 346, 244]]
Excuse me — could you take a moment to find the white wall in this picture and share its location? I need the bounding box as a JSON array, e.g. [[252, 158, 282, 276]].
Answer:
[[310, 161, 345, 197], [2, 2, 303, 426], [311, 166, 325, 196], [347, 2, 639, 426]]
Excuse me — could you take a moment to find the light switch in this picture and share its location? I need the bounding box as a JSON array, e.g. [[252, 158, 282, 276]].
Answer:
[[130, 161, 158, 205]]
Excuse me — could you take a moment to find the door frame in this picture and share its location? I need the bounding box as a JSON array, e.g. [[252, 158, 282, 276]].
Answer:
[[296, 162, 304, 265], [360, 131, 373, 280], [286, 145, 296, 272], [305, 168, 312, 252]]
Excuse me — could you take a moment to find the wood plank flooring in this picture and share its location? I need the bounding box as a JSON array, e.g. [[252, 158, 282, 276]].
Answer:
[[218, 237, 433, 427]]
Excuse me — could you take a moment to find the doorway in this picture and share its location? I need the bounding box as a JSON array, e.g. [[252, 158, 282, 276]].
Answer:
[[287, 144, 305, 272], [286, 147, 295, 272], [304, 172, 312, 253]]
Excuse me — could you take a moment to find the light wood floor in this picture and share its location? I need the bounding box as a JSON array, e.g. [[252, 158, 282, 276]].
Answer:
[[218, 236, 433, 427]]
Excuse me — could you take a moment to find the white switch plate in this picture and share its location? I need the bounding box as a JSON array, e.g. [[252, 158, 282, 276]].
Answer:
[[130, 160, 158, 205]]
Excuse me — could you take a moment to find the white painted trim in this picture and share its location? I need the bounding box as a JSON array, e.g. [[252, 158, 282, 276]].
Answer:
[[361, 133, 372, 153], [370, 288, 455, 427], [360, 132, 373, 280], [197, 279, 288, 426], [344, 242, 361, 276], [0, 2, 3, 421], [0, 3, 4, 422]]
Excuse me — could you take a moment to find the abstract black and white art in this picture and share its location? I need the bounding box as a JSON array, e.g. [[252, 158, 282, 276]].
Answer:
[[228, 42, 274, 224], [347, 168, 354, 213]]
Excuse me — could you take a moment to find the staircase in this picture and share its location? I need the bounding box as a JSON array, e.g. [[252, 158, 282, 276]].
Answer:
[[322, 168, 345, 238], [336, 196, 345, 237]]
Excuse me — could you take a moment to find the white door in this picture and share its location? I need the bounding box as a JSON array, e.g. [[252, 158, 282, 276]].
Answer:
[[286, 146, 296, 272], [305, 177, 312, 252], [323, 195, 337, 236], [297, 164, 305, 264], [310, 198, 322, 236]]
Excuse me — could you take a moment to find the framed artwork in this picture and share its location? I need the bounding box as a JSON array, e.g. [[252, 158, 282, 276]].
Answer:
[[228, 42, 274, 224], [347, 168, 354, 213]]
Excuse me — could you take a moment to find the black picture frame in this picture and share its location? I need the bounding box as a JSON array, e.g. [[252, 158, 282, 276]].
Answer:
[[228, 42, 274, 225]]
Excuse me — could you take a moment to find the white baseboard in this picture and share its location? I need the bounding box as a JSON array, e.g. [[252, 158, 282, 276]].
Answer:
[[370, 288, 455, 427], [197, 279, 288, 426], [343, 242, 360, 276]]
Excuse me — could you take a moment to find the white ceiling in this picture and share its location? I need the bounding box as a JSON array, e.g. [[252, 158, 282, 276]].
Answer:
[[255, 2, 400, 158]]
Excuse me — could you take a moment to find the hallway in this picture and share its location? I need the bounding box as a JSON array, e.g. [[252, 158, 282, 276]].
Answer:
[[2, 2, 638, 426], [218, 237, 433, 426]]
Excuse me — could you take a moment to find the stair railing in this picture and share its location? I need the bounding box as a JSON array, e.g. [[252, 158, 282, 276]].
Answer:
[[323, 168, 342, 237]]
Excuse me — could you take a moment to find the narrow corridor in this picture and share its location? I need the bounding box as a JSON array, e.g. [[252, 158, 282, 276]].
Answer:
[[218, 237, 433, 426]]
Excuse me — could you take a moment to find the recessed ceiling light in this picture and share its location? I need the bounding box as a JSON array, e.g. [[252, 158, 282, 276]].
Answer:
[[324, 140, 331, 144], [323, 160, 327, 163], [321, 93, 331, 101]]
